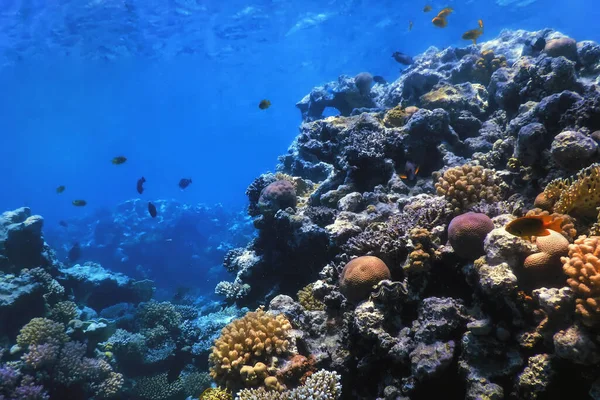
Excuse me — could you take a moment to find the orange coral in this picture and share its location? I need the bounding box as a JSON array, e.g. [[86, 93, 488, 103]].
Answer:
[[525, 209, 577, 241], [562, 236, 600, 326], [542, 163, 600, 217], [524, 230, 569, 273], [340, 256, 391, 302], [277, 354, 317, 386]]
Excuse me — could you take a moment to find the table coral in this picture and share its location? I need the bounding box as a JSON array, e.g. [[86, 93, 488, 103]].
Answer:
[[561, 236, 600, 326], [434, 164, 505, 214], [209, 308, 292, 391], [339, 256, 391, 302], [542, 163, 600, 217]]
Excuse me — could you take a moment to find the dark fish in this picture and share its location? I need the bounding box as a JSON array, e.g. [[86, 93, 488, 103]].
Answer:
[[56, 185, 66, 194], [167, 346, 192, 383], [258, 99, 271, 110], [137, 177, 146, 195], [531, 37, 546, 52], [178, 178, 192, 190], [462, 28, 483, 44], [400, 161, 420, 181], [392, 51, 413, 65], [172, 286, 191, 303], [373, 75, 387, 84], [478, 19, 484, 31], [148, 202, 157, 218], [59, 220, 68, 228], [505, 215, 563, 238], [68, 242, 81, 263], [72, 200, 87, 207], [112, 156, 127, 165], [409, 20, 413, 31], [423, 5, 432, 12]]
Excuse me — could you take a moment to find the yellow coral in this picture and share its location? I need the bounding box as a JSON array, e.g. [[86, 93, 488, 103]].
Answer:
[[17, 318, 68, 347], [209, 308, 292, 391], [474, 49, 507, 84], [297, 283, 325, 311], [199, 388, 232, 400], [543, 164, 600, 217], [434, 164, 504, 213], [561, 236, 600, 326], [383, 105, 407, 127]]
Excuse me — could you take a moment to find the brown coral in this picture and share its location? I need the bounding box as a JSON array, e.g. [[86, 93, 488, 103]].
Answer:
[[434, 164, 505, 214], [561, 236, 600, 326], [339, 256, 391, 302], [209, 308, 292, 391], [473, 49, 507, 84], [383, 105, 410, 127], [404, 228, 441, 274], [277, 354, 316, 386], [542, 163, 600, 217], [533, 192, 555, 211], [524, 230, 569, 279]]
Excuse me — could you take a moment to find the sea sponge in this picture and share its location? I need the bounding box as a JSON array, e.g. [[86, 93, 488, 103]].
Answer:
[[561, 236, 600, 326], [209, 308, 292, 391], [297, 283, 325, 311], [524, 209, 577, 241], [258, 180, 297, 214], [354, 72, 373, 96], [435, 164, 504, 214], [448, 212, 494, 259], [542, 163, 600, 217], [17, 318, 69, 347], [339, 256, 391, 302]]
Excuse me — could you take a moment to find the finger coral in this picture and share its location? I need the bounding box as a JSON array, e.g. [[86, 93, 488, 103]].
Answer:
[[434, 164, 505, 214], [561, 236, 600, 326], [297, 283, 325, 311], [236, 369, 342, 400], [17, 318, 69, 348], [133, 372, 184, 400], [542, 163, 600, 217], [209, 308, 293, 391], [339, 256, 391, 302]]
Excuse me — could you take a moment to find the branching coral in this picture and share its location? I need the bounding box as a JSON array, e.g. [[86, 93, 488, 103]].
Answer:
[[49, 301, 78, 324], [17, 318, 69, 348], [434, 164, 505, 214], [474, 49, 507, 84], [542, 163, 600, 217], [133, 372, 184, 400], [404, 228, 441, 275], [236, 370, 342, 400], [561, 236, 600, 326], [137, 301, 182, 331], [209, 308, 293, 391], [297, 283, 325, 311]]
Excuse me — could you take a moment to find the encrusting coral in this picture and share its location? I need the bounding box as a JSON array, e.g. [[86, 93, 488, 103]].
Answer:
[[209, 308, 293, 391], [542, 163, 600, 217], [561, 236, 600, 326], [434, 164, 505, 214]]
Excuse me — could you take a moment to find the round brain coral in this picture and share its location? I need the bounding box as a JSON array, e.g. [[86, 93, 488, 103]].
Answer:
[[561, 236, 600, 326], [448, 212, 494, 259], [209, 308, 292, 391], [339, 256, 391, 302], [258, 180, 297, 214], [524, 230, 569, 284]]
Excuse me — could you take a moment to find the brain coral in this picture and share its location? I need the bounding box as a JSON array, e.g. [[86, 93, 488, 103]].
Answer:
[[448, 212, 494, 259], [258, 180, 297, 214], [209, 308, 292, 391], [435, 164, 504, 213], [339, 256, 391, 302], [524, 230, 569, 282], [542, 163, 600, 217], [561, 236, 600, 326]]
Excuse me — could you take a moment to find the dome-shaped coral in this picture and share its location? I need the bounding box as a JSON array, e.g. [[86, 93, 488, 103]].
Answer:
[[544, 37, 578, 61], [258, 180, 297, 214], [524, 230, 569, 284], [448, 212, 494, 259], [340, 256, 391, 302]]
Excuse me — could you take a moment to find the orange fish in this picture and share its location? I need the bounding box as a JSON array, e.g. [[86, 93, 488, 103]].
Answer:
[[437, 7, 453, 18], [478, 19, 484, 30], [432, 16, 448, 28], [505, 215, 563, 238], [462, 28, 483, 44]]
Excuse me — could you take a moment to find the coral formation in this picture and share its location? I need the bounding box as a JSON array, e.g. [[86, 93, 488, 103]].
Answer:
[[448, 212, 494, 259], [339, 256, 391, 302], [542, 163, 600, 217], [296, 283, 325, 311], [236, 370, 341, 400]]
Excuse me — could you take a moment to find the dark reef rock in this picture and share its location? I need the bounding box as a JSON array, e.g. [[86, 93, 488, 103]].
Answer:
[[0, 207, 48, 271]]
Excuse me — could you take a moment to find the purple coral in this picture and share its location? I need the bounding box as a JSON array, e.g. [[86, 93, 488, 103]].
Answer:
[[448, 212, 494, 259], [12, 377, 49, 400], [258, 180, 297, 213]]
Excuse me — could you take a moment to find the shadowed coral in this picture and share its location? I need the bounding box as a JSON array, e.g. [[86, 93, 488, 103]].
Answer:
[[209, 308, 292, 391], [133, 372, 184, 400], [561, 236, 600, 326], [137, 301, 182, 331], [297, 283, 325, 311], [435, 164, 505, 214], [339, 256, 391, 302], [236, 369, 342, 400], [448, 213, 494, 259], [258, 180, 297, 214], [17, 318, 69, 347], [542, 163, 600, 217], [49, 301, 78, 324]]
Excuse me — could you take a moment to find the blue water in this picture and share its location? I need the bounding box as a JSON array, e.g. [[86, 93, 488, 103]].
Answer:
[[1, 0, 599, 225]]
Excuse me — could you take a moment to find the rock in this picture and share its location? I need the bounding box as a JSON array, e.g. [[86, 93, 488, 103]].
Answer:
[[553, 324, 600, 365], [420, 83, 488, 118], [354, 301, 398, 351], [484, 225, 536, 269], [532, 287, 574, 320], [515, 123, 549, 166], [337, 192, 364, 212], [459, 331, 524, 381], [58, 262, 155, 311], [550, 130, 598, 170], [467, 319, 493, 336], [0, 208, 46, 270], [578, 41, 600, 73], [544, 37, 578, 61], [269, 295, 303, 321], [0, 272, 45, 337], [516, 354, 555, 399], [410, 341, 455, 381], [412, 297, 468, 344]]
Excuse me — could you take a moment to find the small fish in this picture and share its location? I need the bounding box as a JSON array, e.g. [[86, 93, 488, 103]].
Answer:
[[400, 161, 420, 181], [432, 16, 448, 28], [409, 20, 413, 31], [462, 28, 483, 44], [258, 99, 271, 110], [112, 156, 127, 165], [505, 215, 563, 238], [59, 220, 68, 228], [56, 185, 66, 194], [392, 51, 414, 65], [137, 177, 146, 195], [68, 242, 81, 263], [478, 19, 484, 30], [423, 5, 432, 12], [178, 178, 192, 190], [148, 202, 157, 218], [373, 75, 387, 84], [72, 200, 87, 207]]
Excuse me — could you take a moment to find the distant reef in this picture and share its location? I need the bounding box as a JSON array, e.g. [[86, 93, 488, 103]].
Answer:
[[5, 28, 600, 400]]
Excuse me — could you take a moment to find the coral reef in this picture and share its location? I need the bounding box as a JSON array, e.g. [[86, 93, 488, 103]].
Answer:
[[339, 256, 391, 302]]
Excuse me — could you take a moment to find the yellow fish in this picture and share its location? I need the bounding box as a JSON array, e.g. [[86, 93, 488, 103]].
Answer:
[[505, 215, 563, 238]]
